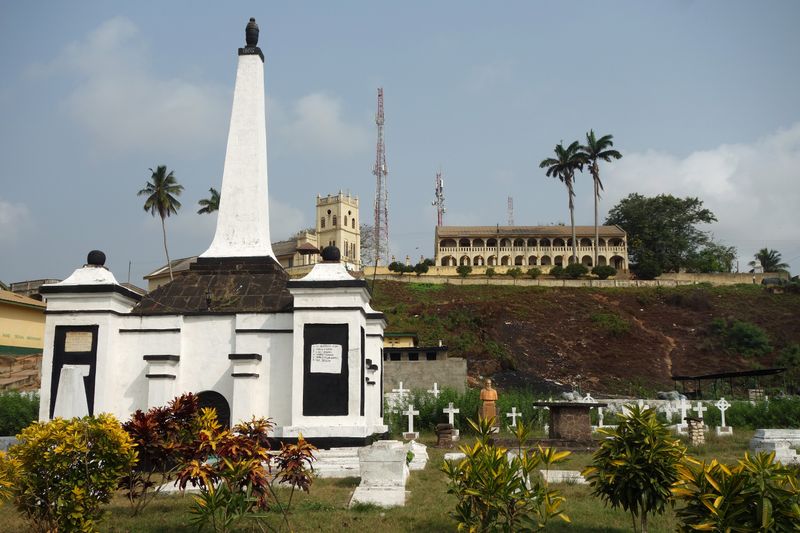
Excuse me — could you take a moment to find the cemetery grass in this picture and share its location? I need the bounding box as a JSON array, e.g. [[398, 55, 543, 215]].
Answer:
[[0, 431, 755, 531]]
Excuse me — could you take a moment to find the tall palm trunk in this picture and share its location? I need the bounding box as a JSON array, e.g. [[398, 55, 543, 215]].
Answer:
[[161, 216, 173, 281], [594, 174, 600, 268], [568, 176, 578, 263]]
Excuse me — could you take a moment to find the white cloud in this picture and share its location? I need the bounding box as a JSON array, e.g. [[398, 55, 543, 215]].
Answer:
[[604, 123, 800, 270], [0, 198, 31, 243], [28, 17, 227, 156], [275, 92, 369, 157]]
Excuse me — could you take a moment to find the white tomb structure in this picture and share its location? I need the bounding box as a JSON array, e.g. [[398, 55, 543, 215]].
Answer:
[[38, 18, 388, 446]]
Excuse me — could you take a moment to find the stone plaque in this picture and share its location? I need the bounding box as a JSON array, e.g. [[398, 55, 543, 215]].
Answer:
[[310, 344, 342, 374], [64, 331, 93, 352]]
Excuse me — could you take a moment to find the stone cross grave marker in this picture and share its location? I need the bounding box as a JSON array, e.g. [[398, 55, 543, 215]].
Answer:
[[678, 398, 691, 425], [662, 402, 676, 423], [427, 382, 440, 398], [392, 381, 408, 397], [715, 397, 733, 436], [582, 393, 595, 403], [597, 407, 604, 428], [506, 407, 522, 428], [693, 401, 707, 422], [443, 402, 459, 425], [403, 404, 420, 440]]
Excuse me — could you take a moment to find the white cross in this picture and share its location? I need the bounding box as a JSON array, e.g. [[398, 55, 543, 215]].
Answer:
[[427, 382, 441, 398], [637, 399, 651, 410], [443, 402, 460, 426], [392, 381, 408, 397], [403, 404, 420, 434], [715, 398, 731, 427], [693, 401, 708, 420], [582, 393, 595, 403], [506, 407, 522, 427], [597, 407, 605, 427], [678, 398, 691, 425], [662, 402, 676, 422]]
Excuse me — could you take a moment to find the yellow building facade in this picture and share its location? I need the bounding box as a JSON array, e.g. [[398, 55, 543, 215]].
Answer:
[[0, 289, 46, 355]]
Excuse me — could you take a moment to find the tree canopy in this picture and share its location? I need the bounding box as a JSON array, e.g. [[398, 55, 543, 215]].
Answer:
[[197, 187, 220, 214], [605, 193, 718, 274], [749, 248, 789, 272]]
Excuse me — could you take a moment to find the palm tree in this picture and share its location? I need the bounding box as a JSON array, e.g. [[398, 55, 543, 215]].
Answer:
[[749, 248, 789, 272], [197, 187, 220, 214], [138, 166, 183, 280], [580, 130, 622, 268], [540, 141, 587, 263]]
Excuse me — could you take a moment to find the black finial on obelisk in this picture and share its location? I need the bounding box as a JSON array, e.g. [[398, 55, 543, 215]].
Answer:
[[245, 17, 259, 46], [239, 17, 264, 62]]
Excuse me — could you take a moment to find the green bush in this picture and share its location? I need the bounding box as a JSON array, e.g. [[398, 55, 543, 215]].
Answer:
[[634, 260, 662, 280], [0, 391, 38, 435], [548, 265, 564, 277], [673, 452, 800, 531], [506, 267, 523, 278], [591, 265, 617, 279], [8, 414, 137, 532], [710, 318, 772, 357], [413, 262, 429, 276], [485, 267, 496, 277], [563, 263, 589, 279], [591, 311, 631, 336], [456, 265, 472, 278], [584, 406, 686, 533], [527, 267, 542, 279], [442, 417, 570, 531]]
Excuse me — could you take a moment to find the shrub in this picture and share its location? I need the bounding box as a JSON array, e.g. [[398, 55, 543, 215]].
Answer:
[[591, 265, 617, 279], [549, 265, 564, 277], [664, 289, 712, 311], [591, 312, 631, 336], [176, 410, 316, 533], [634, 260, 662, 280], [0, 451, 18, 504], [456, 265, 472, 278], [485, 267, 496, 278], [583, 406, 685, 533], [9, 414, 137, 533], [442, 417, 570, 531], [527, 267, 542, 279], [673, 452, 800, 531], [422, 258, 435, 267], [0, 391, 38, 435], [413, 262, 429, 276], [563, 263, 589, 279], [506, 267, 523, 278], [710, 318, 772, 357], [119, 393, 202, 514]]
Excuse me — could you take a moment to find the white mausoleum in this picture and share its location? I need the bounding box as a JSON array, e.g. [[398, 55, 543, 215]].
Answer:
[[38, 18, 387, 445]]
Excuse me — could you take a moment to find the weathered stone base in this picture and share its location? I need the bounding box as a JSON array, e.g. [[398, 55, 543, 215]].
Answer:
[[539, 470, 588, 484], [715, 426, 733, 437], [350, 486, 407, 507]]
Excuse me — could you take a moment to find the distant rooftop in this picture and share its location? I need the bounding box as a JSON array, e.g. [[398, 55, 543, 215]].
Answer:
[[436, 225, 626, 238]]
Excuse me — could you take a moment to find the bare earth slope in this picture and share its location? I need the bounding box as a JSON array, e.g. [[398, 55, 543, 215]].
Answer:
[[371, 281, 800, 395]]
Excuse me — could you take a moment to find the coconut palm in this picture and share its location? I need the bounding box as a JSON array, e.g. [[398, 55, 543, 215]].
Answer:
[[540, 141, 587, 263], [580, 130, 622, 268], [749, 248, 789, 272], [138, 165, 183, 280], [197, 187, 220, 214]]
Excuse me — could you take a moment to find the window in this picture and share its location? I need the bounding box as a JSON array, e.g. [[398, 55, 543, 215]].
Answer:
[[389, 352, 400, 361], [332, 215, 337, 226], [408, 352, 419, 361], [352, 218, 355, 229], [320, 218, 326, 229], [426, 352, 437, 361], [344, 216, 348, 226]]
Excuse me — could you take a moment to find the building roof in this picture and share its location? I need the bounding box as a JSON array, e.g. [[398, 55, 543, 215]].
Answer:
[[0, 289, 46, 310], [143, 256, 199, 279], [272, 239, 299, 257], [435, 225, 626, 238]]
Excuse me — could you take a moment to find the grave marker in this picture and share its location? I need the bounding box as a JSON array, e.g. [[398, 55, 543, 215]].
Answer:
[[715, 397, 732, 436], [403, 404, 419, 440], [505, 407, 522, 428], [427, 382, 441, 398]]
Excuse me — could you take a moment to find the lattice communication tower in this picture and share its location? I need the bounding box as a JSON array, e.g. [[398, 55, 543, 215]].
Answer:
[[432, 171, 445, 226], [507, 196, 514, 226], [372, 88, 389, 265]]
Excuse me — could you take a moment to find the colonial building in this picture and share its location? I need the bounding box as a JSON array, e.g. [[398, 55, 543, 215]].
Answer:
[[38, 19, 386, 446], [434, 225, 628, 271], [381, 333, 466, 394]]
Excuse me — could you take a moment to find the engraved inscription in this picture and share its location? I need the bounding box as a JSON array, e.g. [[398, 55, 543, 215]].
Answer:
[[310, 344, 342, 374], [64, 331, 93, 352]]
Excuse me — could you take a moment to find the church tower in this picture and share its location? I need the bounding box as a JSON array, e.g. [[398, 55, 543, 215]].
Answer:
[[316, 192, 360, 269]]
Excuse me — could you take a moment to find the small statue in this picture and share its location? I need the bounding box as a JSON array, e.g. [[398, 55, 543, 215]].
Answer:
[[245, 17, 259, 47], [479, 378, 499, 427]]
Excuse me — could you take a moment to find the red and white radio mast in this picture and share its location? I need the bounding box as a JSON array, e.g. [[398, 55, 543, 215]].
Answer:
[[372, 88, 389, 265]]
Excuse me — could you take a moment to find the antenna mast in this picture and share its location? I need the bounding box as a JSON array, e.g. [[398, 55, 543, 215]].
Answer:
[[432, 171, 445, 226], [507, 196, 514, 226], [372, 88, 389, 265]]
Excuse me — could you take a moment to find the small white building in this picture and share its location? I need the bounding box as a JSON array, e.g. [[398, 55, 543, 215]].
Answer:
[[38, 18, 387, 446]]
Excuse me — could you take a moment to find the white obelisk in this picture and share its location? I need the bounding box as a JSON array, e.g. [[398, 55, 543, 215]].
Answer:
[[202, 18, 276, 259]]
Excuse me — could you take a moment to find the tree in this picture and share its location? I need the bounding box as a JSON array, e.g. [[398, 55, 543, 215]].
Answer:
[[686, 242, 737, 273], [580, 131, 622, 268], [413, 262, 429, 276], [540, 141, 587, 264], [749, 248, 789, 272], [605, 193, 717, 274], [359, 223, 386, 267], [583, 406, 685, 533], [456, 265, 472, 278], [197, 187, 220, 214], [138, 166, 183, 280]]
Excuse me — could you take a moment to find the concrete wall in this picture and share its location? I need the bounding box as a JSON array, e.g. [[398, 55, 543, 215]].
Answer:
[[384, 358, 467, 393]]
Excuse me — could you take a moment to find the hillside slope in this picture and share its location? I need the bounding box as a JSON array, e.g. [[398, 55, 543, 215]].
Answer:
[[371, 281, 800, 395]]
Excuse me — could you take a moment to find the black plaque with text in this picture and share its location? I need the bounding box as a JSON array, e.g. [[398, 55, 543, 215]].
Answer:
[[303, 324, 349, 416]]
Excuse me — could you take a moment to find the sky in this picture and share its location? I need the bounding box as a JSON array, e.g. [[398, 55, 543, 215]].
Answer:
[[1, 1, 799, 285]]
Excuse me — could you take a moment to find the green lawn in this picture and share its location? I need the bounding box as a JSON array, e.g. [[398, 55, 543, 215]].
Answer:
[[0, 430, 756, 532]]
